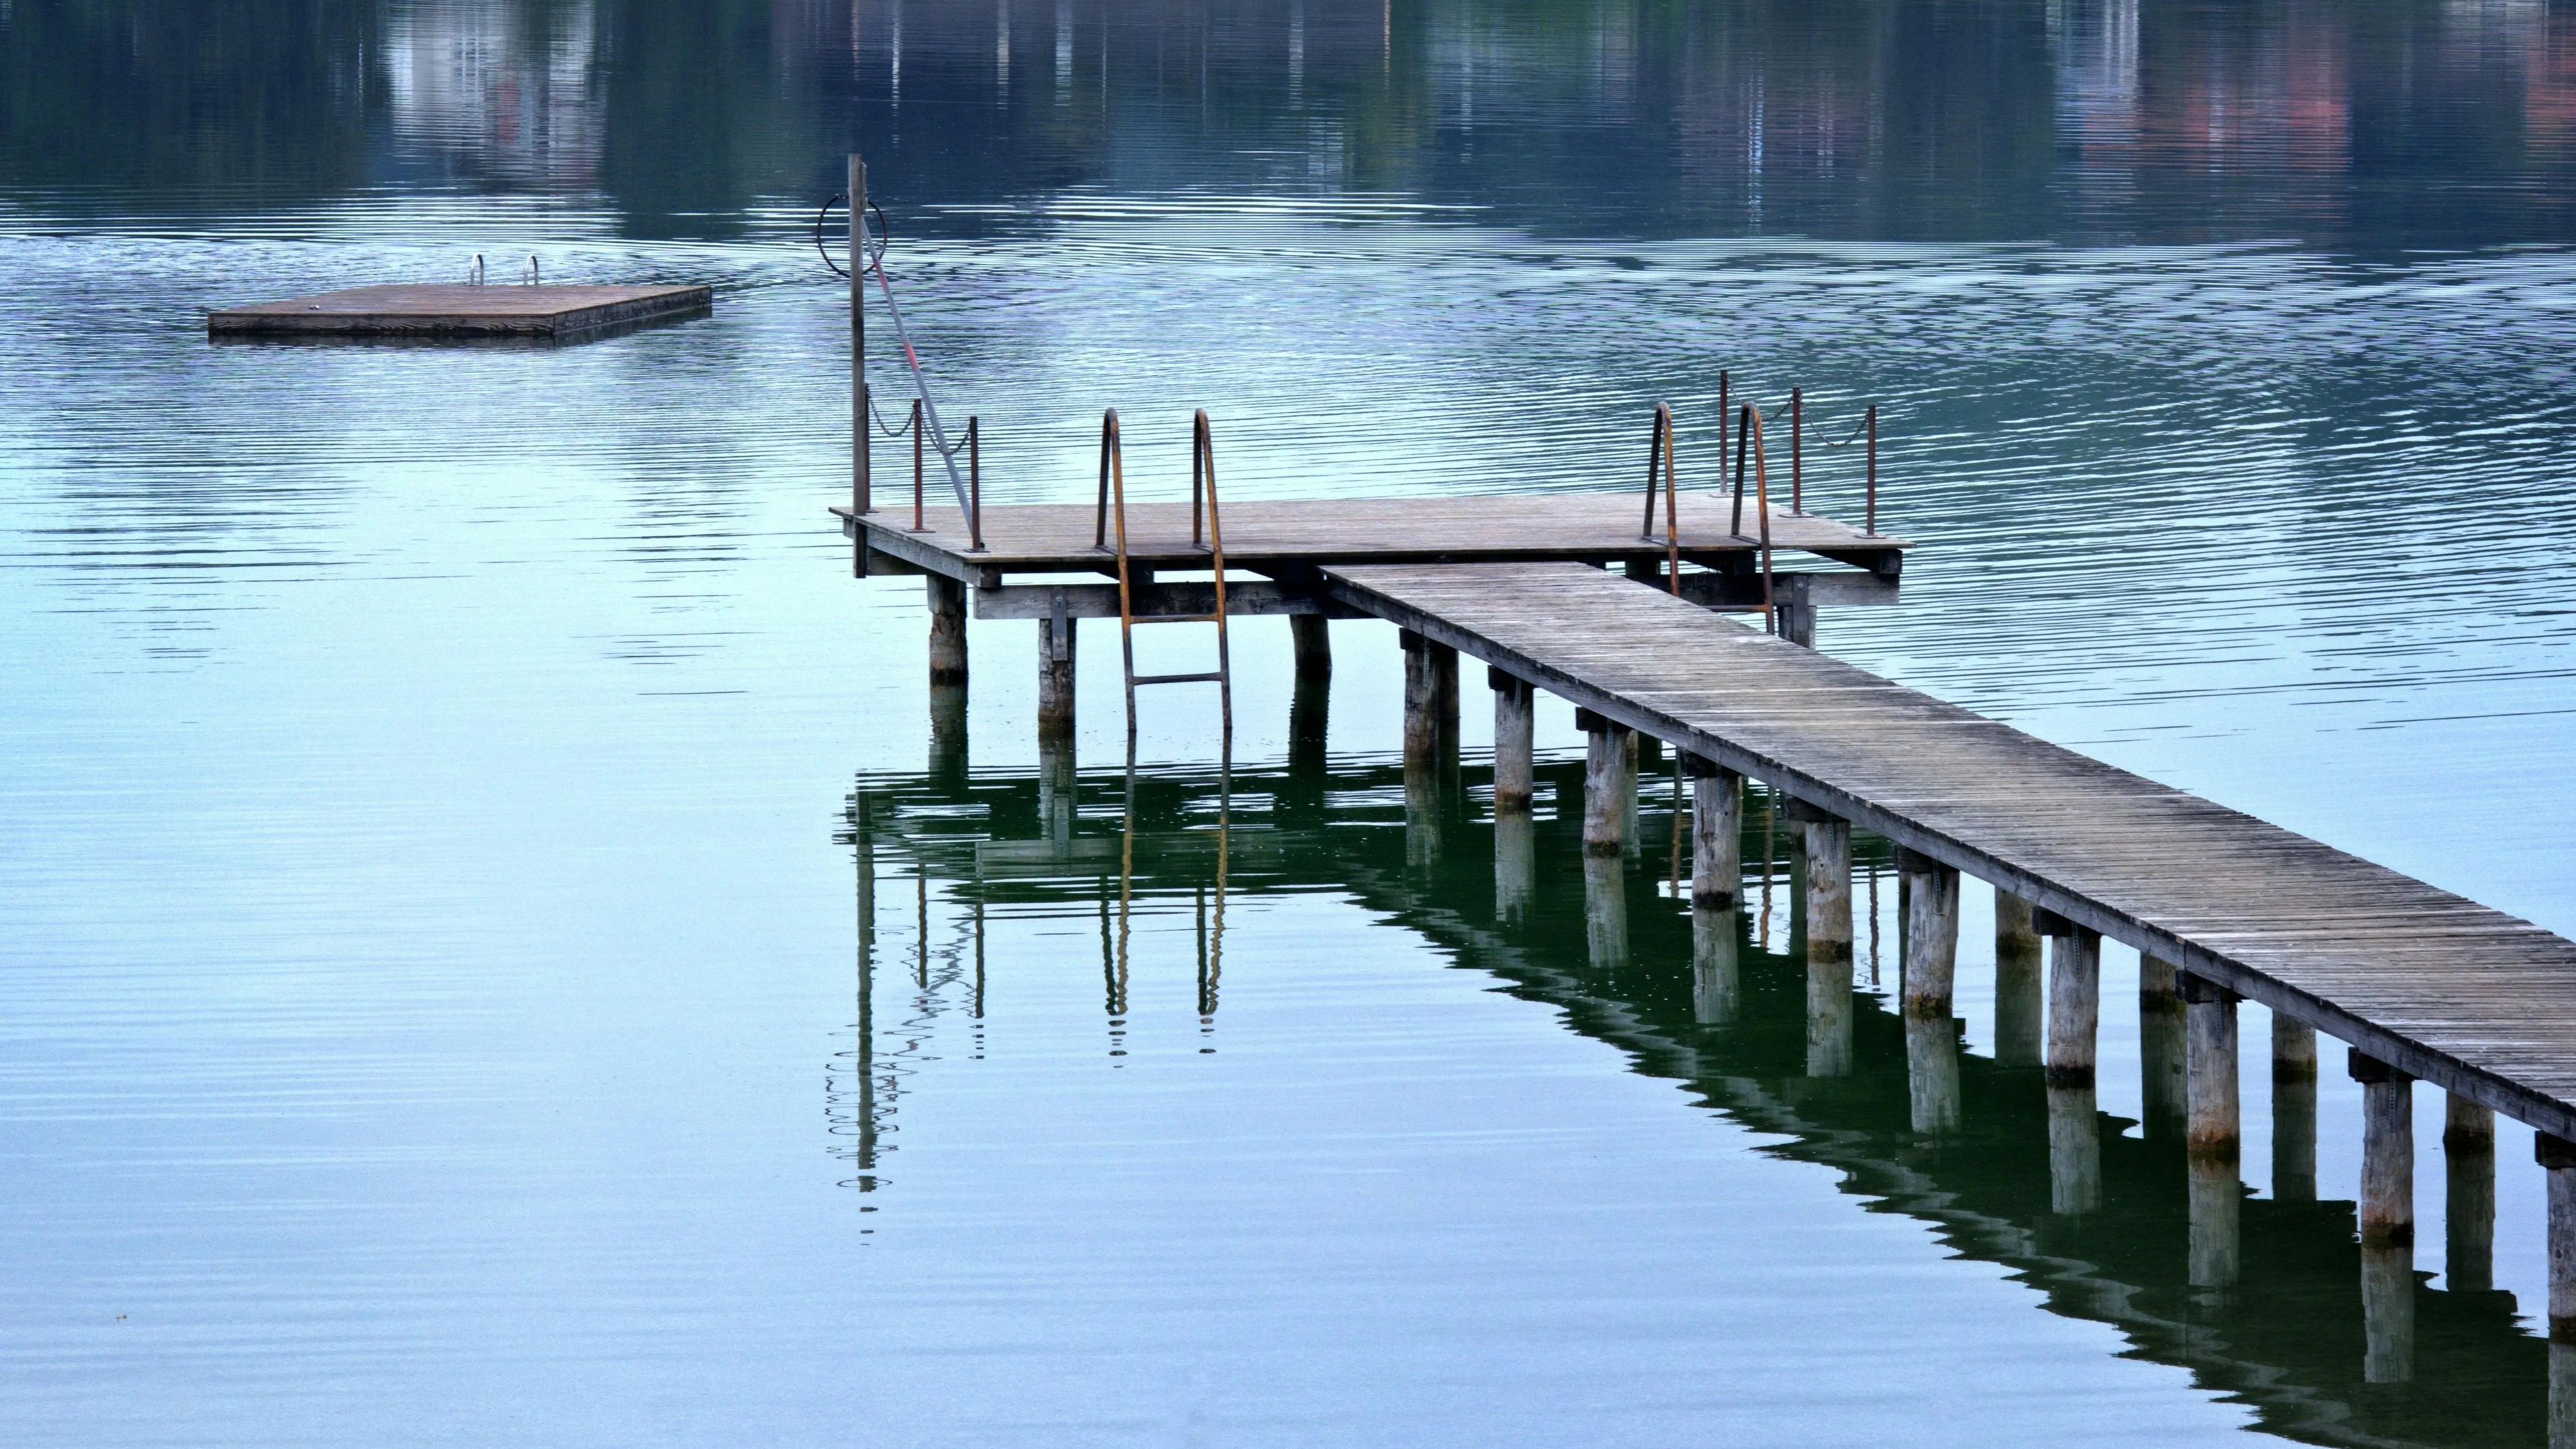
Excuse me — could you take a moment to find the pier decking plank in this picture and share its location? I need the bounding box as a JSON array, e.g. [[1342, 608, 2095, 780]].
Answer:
[[208, 284, 712, 337], [1322, 560, 2576, 1139], [836, 493, 1905, 579]]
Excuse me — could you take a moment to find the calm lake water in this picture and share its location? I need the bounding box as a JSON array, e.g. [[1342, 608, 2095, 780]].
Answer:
[[4, 1, 2575, 1443]]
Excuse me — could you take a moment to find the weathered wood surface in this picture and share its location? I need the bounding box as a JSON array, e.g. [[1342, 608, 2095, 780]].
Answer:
[[208, 284, 711, 336], [836, 493, 1906, 581], [1322, 559, 2576, 1142]]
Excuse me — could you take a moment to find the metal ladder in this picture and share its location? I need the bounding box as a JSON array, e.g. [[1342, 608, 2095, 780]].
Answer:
[[1094, 409, 1234, 754]]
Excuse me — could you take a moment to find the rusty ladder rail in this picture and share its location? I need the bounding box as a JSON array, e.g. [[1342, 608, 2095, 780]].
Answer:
[[1095, 408, 1235, 755]]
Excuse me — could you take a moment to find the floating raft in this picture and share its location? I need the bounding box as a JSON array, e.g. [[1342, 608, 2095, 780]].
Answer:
[[207, 284, 711, 339]]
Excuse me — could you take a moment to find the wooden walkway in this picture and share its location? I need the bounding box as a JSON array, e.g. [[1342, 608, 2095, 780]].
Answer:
[[1322, 560, 2576, 1141]]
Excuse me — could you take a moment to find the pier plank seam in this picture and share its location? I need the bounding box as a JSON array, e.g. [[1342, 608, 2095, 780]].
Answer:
[[1319, 560, 2576, 1140]]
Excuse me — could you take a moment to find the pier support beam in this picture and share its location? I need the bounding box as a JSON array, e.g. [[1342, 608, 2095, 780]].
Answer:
[[1401, 629, 1459, 774], [1578, 710, 1630, 856], [2046, 924, 2101, 1087], [1037, 614, 1077, 744], [2275, 1016, 2321, 1204], [2183, 974, 2241, 1291], [1897, 849, 1959, 1018], [1684, 753, 1741, 908], [2352, 1051, 2416, 1384], [1794, 802, 1853, 1077], [2446, 1093, 2497, 1294], [1994, 891, 2046, 1069], [1291, 614, 1332, 684], [928, 575, 969, 688], [1491, 669, 1535, 816], [2140, 955, 2186, 1140], [2539, 1133, 2576, 1443]]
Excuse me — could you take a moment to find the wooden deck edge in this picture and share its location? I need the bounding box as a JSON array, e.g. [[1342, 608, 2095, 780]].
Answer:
[[1318, 562, 2576, 1142], [207, 286, 713, 336]]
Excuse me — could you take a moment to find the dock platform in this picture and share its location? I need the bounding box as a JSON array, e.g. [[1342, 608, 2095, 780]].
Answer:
[[1323, 560, 2576, 1141], [207, 283, 712, 339]]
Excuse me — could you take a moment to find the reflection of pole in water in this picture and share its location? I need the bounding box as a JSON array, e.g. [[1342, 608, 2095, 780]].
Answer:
[[1907, 1011, 1961, 1135], [1494, 812, 1534, 927], [1756, 799, 1775, 952], [971, 897, 986, 1025], [915, 867, 930, 988], [1865, 864, 1880, 985], [1039, 736, 1076, 854], [2049, 1081, 2101, 1214], [1692, 904, 1739, 1025], [1994, 890, 2044, 1069], [854, 790, 878, 1189], [1583, 852, 1629, 975]]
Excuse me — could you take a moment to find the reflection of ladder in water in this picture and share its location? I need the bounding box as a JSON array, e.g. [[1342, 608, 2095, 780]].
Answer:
[[1095, 409, 1233, 755], [1101, 766, 1230, 1054]]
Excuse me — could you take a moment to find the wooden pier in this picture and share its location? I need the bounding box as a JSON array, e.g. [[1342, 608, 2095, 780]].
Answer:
[[829, 149, 2576, 1435], [207, 283, 711, 339]]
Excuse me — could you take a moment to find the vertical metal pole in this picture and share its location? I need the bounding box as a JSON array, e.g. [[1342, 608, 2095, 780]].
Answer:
[[850, 156, 870, 523], [1864, 404, 1877, 536], [911, 398, 926, 532], [1790, 387, 1803, 513], [966, 416, 983, 551], [1661, 405, 1680, 593]]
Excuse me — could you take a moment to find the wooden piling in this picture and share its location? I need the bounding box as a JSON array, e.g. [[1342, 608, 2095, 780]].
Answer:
[[927, 575, 969, 687], [1617, 728, 1640, 854], [1400, 629, 1456, 771], [1994, 890, 2045, 1069], [2046, 925, 2102, 1087], [1802, 810, 1853, 1077], [2183, 974, 2240, 1289], [1491, 667, 1535, 816], [1579, 710, 1627, 857], [2446, 1091, 2497, 1293], [2351, 1050, 2416, 1246], [2140, 954, 2187, 1139], [1037, 614, 1076, 743], [2273, 1014, 2320, 1203], [1896, 848, 1959, 1018], [1037, 738, 1076, 853], [2352, 1049, 2418, 1381], [1683, 752, 1741, 907], [2545, 1134, 2576, 1449], [1290, 613, 1332, 682]]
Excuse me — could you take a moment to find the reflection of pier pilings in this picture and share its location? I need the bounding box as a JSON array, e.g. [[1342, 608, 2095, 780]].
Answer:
[[1909, 1011, 1962, 1135], [2275, 1014, 2321, 1203], [1583, 853, 1629, 974], [2050, 1082, 2102, 1214], [1495, 812, 1535, 926], [1693, 904, 1739, 1025]]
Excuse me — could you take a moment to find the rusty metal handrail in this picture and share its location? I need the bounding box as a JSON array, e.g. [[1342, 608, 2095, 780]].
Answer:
[[1746, 405, 1777, 633], [908, 398, 927, 533], [1636, 402, 1680, 595], [1192, 409, 1234, 742], [1104, 408, 1236, 754], [966, 416, 983, 552]]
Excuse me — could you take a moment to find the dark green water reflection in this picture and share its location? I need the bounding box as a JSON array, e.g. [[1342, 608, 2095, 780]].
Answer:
[[851, 750, 2545, 1448], [8, 0, 2574, 246]]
